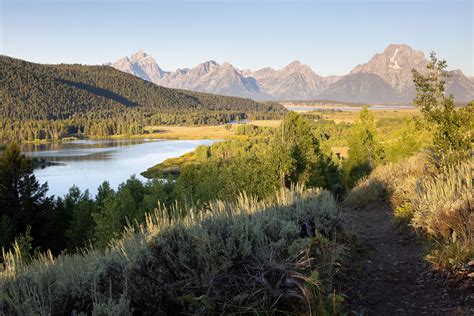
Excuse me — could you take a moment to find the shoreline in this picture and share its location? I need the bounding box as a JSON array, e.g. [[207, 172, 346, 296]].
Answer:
[[28, 138, 217, 197], [7, 123, 256, 146], [10, 120, 283, 145]]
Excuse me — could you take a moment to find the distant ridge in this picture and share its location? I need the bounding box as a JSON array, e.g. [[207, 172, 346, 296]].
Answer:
[[0, 55, 286, 122], [110, 44, 474, 103]]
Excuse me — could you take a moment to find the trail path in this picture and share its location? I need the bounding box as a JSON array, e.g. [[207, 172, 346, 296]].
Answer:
[[344, 202, 473, 315]]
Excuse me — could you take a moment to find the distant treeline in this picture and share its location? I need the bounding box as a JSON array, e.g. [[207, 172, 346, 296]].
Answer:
[[0, 56, 286, 141], [280, 99, 368, 106], [0, 112, 343, 255]]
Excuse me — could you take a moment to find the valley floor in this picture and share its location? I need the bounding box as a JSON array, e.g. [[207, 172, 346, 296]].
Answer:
[[344, 202, 473, 315]]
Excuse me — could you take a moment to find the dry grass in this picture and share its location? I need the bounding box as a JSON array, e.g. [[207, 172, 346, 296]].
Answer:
[[248, 119, 282, 128], [0, 186, 346, 315], [137, 120, 281, 140], [412, 163, 473, 269], [279, 101, 364, 108], [345, 154, 473, 270], [308, 109, 422, 124], [142, 124, 238, 140], [331, 146, 349, 158], [279, 100, 422, 123], [344, 154, 428, 209]]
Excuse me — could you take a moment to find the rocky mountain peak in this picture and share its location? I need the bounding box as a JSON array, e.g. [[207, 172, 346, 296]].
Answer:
[[350, 44, 427, 94], [109, 44, 473, 102], [198, 60, 219, 72], [283, 60, 307, 72], [352, 44, 426, 73], [221, 62, 235, 69], [287, 60, 301, 66], [130, 49, 148, 61], [450, 69, 465, 76], [112, 50, 165, 82], [251, 67, 275, 77]]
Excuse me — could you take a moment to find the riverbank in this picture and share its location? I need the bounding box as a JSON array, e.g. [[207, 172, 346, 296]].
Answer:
[[304, 108, 422, 123], [7, 121, 282, 146], [141, 124, 239, 140], [24, 139, 216, 197]]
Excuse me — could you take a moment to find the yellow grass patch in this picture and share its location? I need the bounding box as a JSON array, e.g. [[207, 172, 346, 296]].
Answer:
[[248, 120, 282, 128], [139, 120, 282, 140], [331, 146, 349, 158], [143, 125, 237, 140], [306, 109, 422, 123]]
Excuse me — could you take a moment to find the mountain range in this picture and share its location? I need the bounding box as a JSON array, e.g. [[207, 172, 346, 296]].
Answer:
[[109, 44, 473, 103], [0, 55, 285, 122]]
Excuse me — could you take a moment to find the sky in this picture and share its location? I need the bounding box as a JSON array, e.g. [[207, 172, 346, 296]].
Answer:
[[1, 0, 473, 76]]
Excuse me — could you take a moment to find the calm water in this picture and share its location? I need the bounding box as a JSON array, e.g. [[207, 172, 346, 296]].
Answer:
[[22, 139, 214, 197], [286, 105, 416, 112]]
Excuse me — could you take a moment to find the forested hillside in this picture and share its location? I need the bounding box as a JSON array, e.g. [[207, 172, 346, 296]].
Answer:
[[0, 56, 285, 141], [0, 52, 472, 314]]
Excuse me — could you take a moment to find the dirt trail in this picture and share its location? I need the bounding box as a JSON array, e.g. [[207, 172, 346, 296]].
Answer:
[[344, 202, 473, 315]]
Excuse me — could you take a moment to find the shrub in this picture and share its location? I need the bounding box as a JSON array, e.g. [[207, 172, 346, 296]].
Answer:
[[411, 163, 473, 269], [412, 52, 473, 169], [0, 186, 346, 315], [343, 106, 385, 188], [343, 176, 386, 209], [383, 118, 432, 163], [344, 154, 427, 209], [346, 153, 473, 270]]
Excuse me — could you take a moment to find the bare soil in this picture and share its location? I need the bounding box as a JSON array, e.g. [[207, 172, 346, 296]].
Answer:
[[344, 202, 473, 315]]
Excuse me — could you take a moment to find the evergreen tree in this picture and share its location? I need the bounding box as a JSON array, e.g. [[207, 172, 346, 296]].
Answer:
[[65, 189, 97, 250], [0, 143, 51, 249]]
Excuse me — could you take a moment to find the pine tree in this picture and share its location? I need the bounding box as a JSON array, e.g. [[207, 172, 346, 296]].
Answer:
[[0, 143, 50, 249]]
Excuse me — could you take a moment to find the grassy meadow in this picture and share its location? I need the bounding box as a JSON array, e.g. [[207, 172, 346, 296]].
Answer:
[[108, 120, 284, 141], [1, 78, 472, 314], [142, 124, 238, 140], [142, 105, 429, 177], [303, 108, 422, 123]]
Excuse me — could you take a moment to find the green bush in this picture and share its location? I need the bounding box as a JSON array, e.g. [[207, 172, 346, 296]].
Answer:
[[346, 153, 473, 270], [0, 186, 346, 315], [411, 163, 473, 268], [344, 154, 427, 209], [412, 52, 473, 169], [343, 107, 385, 188]]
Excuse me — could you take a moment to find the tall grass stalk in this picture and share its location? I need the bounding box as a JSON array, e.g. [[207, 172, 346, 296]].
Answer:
[[1, 185, 346, 315]]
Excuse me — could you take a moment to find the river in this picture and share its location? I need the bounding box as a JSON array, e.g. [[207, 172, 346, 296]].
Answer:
[[286, 105, 416, 112], [22, 139, 214, 197]]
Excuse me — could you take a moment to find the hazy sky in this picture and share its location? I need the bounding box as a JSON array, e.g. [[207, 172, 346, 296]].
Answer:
[[1, 0, 473, 76]]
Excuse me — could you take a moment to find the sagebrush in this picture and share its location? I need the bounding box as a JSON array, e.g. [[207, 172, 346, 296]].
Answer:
[[345, 154, 473, 270], [1, 185, 346, 315]]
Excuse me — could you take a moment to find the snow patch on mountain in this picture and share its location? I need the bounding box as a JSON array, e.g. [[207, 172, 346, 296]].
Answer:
[[110, 45, 473, 103]]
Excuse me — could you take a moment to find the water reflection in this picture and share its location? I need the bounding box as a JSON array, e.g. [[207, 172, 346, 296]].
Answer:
[[22, 139, 214, 197], [286, 105, 416, 112]]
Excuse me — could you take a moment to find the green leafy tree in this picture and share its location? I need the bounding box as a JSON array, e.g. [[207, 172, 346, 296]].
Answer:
[[270, 112, 342, 191], [93, 177, 150, 248], [194, 145, 210, 161], [412, 52, 473, 168], [65, 189, 97, 250], [384, 118, 428, 162], [343, 107, 384, 187], [93, 194, 126, 248]]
